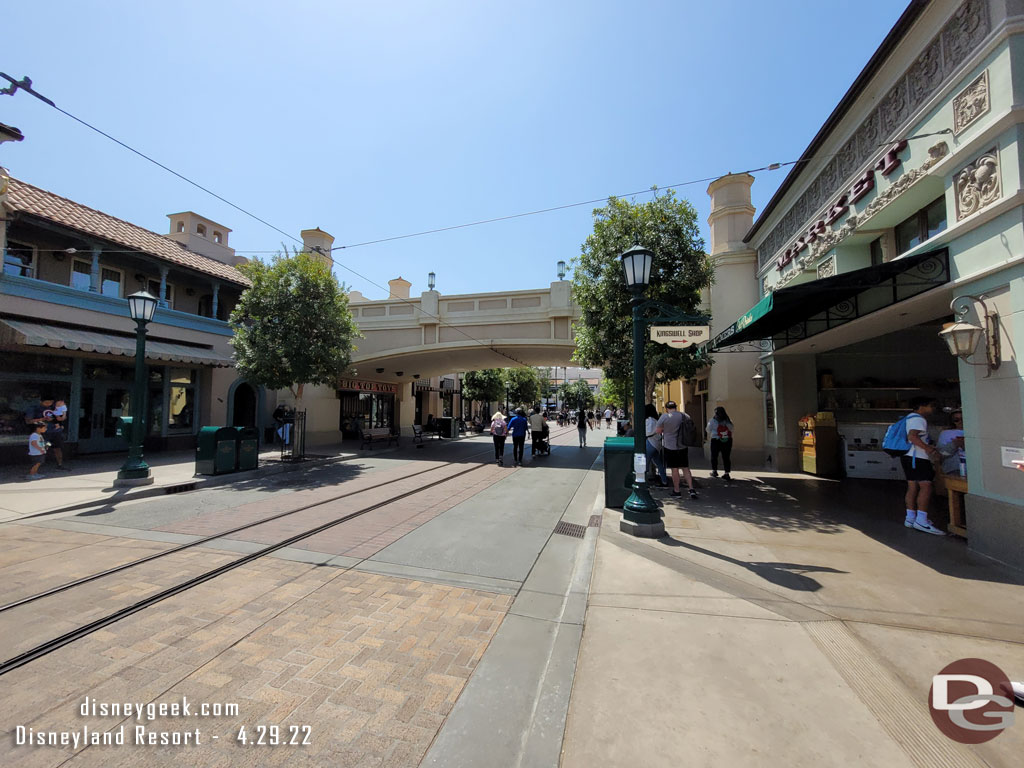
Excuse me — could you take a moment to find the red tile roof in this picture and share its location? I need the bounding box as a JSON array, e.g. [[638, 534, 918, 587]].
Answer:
[[6, 178, 249, 286]]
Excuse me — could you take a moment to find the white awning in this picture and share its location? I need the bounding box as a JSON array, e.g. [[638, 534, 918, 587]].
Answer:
[[0, 319, 235, 367]]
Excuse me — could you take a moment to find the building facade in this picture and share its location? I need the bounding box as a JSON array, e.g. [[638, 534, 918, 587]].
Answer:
[[708, 0, 1024, 567]]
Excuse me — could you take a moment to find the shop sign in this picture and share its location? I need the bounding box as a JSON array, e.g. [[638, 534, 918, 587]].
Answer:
[[650, 326, 709, 348], [776, 141, 907, 271], [337, 378, 396, 394]]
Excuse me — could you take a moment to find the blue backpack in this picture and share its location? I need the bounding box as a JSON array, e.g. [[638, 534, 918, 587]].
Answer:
[[882, 413, 914, 458]]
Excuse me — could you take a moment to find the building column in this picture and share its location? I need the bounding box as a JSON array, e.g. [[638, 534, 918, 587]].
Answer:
[[90, 246, 101, 293], [158, 266, 169, 308], [765, 354, 817, 473], [210, 282, 220, 319], [397, 383, 415, 436]]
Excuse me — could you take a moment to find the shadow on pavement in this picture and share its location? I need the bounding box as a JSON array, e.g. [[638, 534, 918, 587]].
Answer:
[[659, 535, 847, 592]]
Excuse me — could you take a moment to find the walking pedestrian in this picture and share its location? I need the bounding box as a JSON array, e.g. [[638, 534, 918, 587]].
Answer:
[[655, 401, 698, 499], [27, 422, 48, 480], [24, 395, 69, 471], [490, 411, 508, 466], [604, 407, 613, 430], [577, 407, 589, 447], [508, 408, 529, 466], [528, 407, 546, 455], [644, 404, 668, 487], [901, 396, 945, 535], [587, 409, 595, 431], [707, 407, 734, 481]]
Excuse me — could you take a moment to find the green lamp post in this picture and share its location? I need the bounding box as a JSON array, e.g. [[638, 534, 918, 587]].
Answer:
[[619, 245, 664, 537], [116, 290, 159, 486]]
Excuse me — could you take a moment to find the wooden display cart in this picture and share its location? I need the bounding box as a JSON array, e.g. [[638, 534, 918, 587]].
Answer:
[[943, 473, 968, 538]]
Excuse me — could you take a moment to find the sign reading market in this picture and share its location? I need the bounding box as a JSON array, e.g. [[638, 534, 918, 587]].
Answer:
[[776, 140, 907, 271]]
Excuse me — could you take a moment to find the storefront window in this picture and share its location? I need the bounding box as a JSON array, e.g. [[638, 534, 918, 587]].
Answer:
[[339, 390, 395, 438], [168, 368, 196, 432], [0, 381, 71, 448], [2, 352, 73, 376], [148, 368, 164, 436]]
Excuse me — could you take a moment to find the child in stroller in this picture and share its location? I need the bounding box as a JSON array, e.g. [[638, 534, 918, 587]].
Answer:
[[534, 421, 551, 456]]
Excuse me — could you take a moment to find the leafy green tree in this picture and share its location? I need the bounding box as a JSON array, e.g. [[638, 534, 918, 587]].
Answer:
[[230, 252, 360, 405], [572, 191, 713, 396], [599, 377, 629, 410], [558, 379, 595, 410], [503, 367, 542, 409], [462, 369, 505, 412]]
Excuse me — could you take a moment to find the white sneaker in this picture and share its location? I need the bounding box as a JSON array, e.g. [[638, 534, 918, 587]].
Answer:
[[904, 518, 916, 528], [913, 520, 947, 535]]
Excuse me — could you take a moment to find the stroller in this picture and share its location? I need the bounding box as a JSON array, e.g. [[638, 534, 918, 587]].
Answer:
[[533, 423, 551, 456]]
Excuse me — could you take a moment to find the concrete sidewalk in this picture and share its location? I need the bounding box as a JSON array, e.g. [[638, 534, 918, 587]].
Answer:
[[561, 470, 1024, 768]]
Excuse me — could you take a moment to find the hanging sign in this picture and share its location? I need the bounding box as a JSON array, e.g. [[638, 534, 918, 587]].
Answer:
[[337, 378, 397, 394], [649, 326, 710, 348]]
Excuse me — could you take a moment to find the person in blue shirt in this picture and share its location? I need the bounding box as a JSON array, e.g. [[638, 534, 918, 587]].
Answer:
[[507, 408, 529, 467]]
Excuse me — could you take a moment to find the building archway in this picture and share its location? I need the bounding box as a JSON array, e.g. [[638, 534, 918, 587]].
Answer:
[[226, 379, 262, 429]]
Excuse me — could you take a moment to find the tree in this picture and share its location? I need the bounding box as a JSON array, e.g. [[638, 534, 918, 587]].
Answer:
[[572, 191, 713, 396], [230, 252, 360, 404], [599, 377, 629, 410], [503, 367, 542, 409], [462, 369, 505, 413], [558, 379, 595, 410]]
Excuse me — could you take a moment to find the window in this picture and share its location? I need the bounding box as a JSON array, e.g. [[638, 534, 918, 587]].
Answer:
[[196, 223, 207, 237], [3, 241, 35, 278], [176, 221, 184, 233], [147, 279, 174, 307], [168, 368, 196, 432], [213, 231, 223, 244], [71, 259, 92, 291], [100, 267, 122, 298], [870, 237, 884, 267], [895, 196, 947, 255]]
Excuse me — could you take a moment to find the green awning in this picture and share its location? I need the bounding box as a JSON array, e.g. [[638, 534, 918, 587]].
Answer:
[[710, 248, 949, 350]]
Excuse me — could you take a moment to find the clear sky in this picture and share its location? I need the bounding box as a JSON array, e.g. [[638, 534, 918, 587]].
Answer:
[[3, 0, 907, 299]]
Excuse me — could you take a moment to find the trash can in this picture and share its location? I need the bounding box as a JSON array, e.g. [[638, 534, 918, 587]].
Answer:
[[235, 426, 259, 471], [196, 426, 238, 475], [115, 416, 134, 441], [603, 436, 636, 509], [439, 416, 457, 439]]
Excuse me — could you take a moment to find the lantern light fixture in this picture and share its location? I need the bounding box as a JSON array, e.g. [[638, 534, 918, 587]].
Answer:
[[620, 245, 653, 292], [751, 363, 766, 391], [557, 260, 567, 280], [939, 294, 1000, 376], [427, 272, 436, 291], [127, 290, 159, 323]]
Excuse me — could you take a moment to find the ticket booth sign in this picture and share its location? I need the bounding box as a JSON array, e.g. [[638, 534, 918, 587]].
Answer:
[[649, 326, 710, 348]]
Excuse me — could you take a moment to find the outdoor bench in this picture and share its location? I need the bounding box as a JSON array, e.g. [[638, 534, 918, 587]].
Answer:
[[360, 427, 398, 450]]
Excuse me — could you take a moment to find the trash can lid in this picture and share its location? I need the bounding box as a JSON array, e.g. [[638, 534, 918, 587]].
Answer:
[[603, 436, 635, 452]]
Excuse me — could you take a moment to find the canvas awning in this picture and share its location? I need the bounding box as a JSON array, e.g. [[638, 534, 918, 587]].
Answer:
[[710, 248, 950, 351], [0, 319, 235, 367]]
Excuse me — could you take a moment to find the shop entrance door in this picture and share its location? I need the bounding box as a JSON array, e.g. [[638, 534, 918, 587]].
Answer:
[[78, 382, 132, 453]]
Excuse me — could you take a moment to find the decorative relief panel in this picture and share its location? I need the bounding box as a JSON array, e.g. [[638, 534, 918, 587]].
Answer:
[[952, 69, 989, 134], [954, 148, 1000, 220], [757, 0, 990, 269], [816, 256, 836, 280]]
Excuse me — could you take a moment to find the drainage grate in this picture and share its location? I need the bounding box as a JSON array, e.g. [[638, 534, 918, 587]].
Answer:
[[164, 483, 197, 495], [553, 521, 587, 538], [588, 514, 602, 528]]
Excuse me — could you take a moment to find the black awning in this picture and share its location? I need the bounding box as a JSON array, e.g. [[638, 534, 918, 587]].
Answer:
[[711, 248, 949, 351]]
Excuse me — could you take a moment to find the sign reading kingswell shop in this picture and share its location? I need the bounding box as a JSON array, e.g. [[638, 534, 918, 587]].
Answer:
[[650, 326, 709, 349]]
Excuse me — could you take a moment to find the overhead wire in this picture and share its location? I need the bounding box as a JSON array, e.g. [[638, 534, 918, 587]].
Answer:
[[1, 71, 954, 370]]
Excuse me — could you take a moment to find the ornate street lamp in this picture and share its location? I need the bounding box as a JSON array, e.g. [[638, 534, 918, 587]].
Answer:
[[619, 245, 663, 537], [751, 364, 766, 391], [557, 260, 567, 280], [939, 294, 1000, 376], [427, 272, 436, 291], [116, 290, 159, 486]]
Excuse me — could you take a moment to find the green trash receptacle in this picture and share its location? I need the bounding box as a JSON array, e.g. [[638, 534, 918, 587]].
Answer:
[[603, 437, 636, 509], [235, 427, 259, 471], [438, 416, 457, 439], [196, 426, 238, 475], [115, 416, 133, 441]]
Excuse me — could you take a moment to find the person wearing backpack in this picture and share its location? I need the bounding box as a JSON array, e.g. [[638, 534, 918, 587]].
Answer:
[[706, 406, 734, 481], [490, 411, 508, 466], [655, 400, 698, 499], [898, 396, 945, 535]]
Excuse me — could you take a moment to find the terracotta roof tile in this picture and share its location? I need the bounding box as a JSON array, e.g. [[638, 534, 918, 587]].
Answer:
[[6, 178, 249, 287]]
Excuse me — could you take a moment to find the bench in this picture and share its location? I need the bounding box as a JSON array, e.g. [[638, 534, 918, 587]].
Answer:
[[360, 427, 398, 450], [412, 425, 425, 444]]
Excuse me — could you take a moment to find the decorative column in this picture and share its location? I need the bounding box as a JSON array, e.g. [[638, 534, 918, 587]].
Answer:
[[90, 246, 101, 293], [158, 266, 169, 308], [210, 282, 220, 319]]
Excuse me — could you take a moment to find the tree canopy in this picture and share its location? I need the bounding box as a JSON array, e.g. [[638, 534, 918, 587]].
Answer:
[[230, 252, 360, 401], [598, 377, 629, 410], [504, 367, 542, 409], [572, 191, 713, 395], [462, 369, 505, 407], [558, 379, 595, 410]]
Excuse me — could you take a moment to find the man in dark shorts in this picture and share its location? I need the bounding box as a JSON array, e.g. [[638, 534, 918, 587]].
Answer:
[[901, 396, 944, 535], [655, 401, 698, 499], [24, 395, 69, 471]]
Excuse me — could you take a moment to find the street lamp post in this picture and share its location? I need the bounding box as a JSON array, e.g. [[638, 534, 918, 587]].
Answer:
[[619, 245, 664, 537], [116, 290, 159, 486]]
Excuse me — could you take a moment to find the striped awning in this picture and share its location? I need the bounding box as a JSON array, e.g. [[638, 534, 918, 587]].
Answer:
[[0, 319, 235, 367]]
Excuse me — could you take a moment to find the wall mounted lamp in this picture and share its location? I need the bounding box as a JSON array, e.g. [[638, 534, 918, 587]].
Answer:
[[376, 368, 385, 374], [939, 294, 1000, 376], [395, 371, 404, 377], [413, 374, 420, 379], [751, 363, 766, 391]]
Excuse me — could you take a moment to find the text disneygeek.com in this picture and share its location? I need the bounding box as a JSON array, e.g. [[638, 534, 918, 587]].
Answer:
[[13, 696, 312, 748]]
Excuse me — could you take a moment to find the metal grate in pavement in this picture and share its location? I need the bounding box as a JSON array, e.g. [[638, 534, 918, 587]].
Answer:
[[553, 521, 587, 538]]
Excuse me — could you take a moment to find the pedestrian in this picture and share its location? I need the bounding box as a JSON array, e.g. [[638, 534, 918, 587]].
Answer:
[[508, 408, 529, 467], [27, 422, 48, 480], [24, 395, 69, 471], [587, 409, 595, 430], [577, 406, 589, 447], [901, 396, 945, 535], [604, 407, 613, 429], [707, 406, 734, 481], [490, 411, 508, 466], [937, 409, 965, 476], [655, 401, 698, 499], [644, 403, 668, 487], [528, 407, 546, 455]]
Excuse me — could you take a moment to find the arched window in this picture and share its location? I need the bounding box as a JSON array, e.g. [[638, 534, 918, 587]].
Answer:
[[176, 221, 185, 233], [196, 223, 207, 237], [213, 231, 223, 244]]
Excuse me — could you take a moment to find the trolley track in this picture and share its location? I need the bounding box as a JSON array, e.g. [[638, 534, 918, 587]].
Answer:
[[0, 427, 576, 676]]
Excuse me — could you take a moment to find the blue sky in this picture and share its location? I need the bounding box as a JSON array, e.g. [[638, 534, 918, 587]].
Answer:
[[3, 0, 907, 298]]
